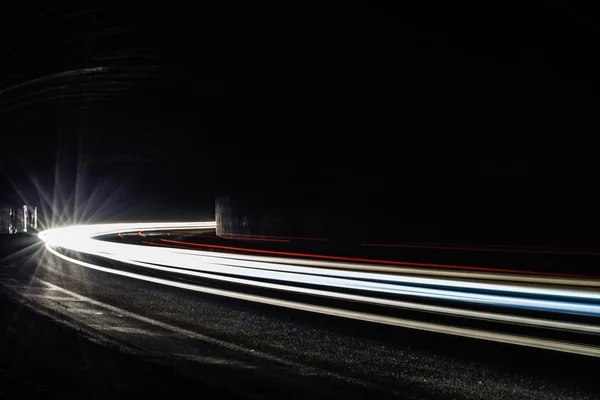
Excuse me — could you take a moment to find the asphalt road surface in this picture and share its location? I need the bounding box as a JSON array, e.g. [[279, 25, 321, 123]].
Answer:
[[1, 222, 600, 399]]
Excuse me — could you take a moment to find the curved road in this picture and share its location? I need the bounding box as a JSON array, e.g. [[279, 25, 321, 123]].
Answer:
[[1, 221, 600, 399]]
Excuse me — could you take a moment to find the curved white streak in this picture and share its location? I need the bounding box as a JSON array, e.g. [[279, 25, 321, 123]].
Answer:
[[44, 244, 600, 358], [39, 223, 600, 317], [166, 251, 600, 302], [106, 252, 600, 316], [39, 222, 600, 287], [38, 221, 215, 244], [109, 254, 600, 334], [160, 246, 600, 287]]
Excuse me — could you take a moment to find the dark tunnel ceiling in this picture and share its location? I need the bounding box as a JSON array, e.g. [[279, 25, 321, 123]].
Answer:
[[1, 3, 599, 192]]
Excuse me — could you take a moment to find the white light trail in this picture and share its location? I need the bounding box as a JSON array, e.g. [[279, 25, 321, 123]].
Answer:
[[38, 222, 600, 356]]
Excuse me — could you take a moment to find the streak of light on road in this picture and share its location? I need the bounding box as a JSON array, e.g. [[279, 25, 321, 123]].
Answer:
[[38, 222, 600, 357], [158, 239, 599, 279]]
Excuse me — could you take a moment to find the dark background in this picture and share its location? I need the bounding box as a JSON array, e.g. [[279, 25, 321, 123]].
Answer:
[[0, 3, 597, 240]]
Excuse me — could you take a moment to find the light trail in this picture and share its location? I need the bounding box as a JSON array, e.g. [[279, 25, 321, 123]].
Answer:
[[38, 222, 600, 357], [159, 239, 599, 279]]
